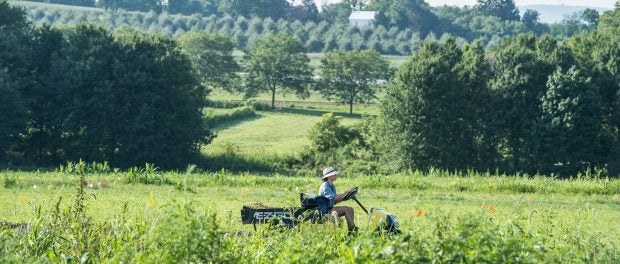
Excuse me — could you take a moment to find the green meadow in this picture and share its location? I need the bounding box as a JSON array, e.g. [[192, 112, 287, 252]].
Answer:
[[1, 168, 619, 262]]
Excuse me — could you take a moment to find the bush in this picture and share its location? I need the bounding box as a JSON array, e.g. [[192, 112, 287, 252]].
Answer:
[[205, 99, 270, 110], [205, 106, 256, 128], [307, 113, 362, 152]]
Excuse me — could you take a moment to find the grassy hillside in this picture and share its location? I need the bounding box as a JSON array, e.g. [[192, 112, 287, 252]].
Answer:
[[205, 110, 362, 156]]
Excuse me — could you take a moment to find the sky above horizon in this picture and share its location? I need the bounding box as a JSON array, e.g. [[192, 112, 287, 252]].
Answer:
[[313, 0, 616, 9]]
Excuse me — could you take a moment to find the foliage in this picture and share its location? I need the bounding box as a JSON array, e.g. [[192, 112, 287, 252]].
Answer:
[[15, 1, 579, 56], [205, 99, 271, 110], [370, 0, 439, 36], [379, 38, 479, 171], [0, 70, 26, 161], [307, 113, 362, 152], [317, 50, 391, 114], [1, 10, 213, 168], [244, 33, 313, 109], [521, 9, 544, 34], [0, 1, 30, 162], [475, 0, 520, 21], [178, 30, 240, 91], [489, 34, 559, 173], [537, 67, 604, 176], [204, 106, 256, 128]]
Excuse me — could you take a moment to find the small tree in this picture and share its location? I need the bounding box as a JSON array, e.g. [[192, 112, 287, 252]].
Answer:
[[317, 50, 390, 115], [308, 113, 360, 152], [244, 33, 313, 109], [178, 30, 240, 91]]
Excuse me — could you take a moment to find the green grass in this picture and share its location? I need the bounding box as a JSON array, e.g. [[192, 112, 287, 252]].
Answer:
[[1, 169, 619, 262], [208, 90, 382, 115], [204, 111, 360, 156], [10, 0, 105, 11], [306, 52, 408, 69]]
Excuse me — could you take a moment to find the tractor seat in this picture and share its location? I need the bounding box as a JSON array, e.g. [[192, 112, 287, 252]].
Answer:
[[300, 193, 332, 214]]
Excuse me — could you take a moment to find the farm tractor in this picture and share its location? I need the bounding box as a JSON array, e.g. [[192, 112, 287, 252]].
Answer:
[[241, 187, 401, 234]]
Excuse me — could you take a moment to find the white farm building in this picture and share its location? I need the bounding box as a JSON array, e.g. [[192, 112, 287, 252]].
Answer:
[[349, 11, 376, 28]]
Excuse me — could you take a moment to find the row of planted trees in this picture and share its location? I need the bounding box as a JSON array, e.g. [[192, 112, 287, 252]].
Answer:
[[21, 1, 599, 55]]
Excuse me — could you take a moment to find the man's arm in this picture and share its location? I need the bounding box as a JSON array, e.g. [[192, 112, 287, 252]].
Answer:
[[335, 193, 345, 204]]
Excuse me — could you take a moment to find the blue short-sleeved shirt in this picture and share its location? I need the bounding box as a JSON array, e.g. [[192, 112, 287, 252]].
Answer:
[[318, 181, 337, 206]]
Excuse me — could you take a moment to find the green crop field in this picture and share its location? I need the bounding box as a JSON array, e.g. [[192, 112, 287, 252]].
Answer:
[[1, 167, 619, 262]]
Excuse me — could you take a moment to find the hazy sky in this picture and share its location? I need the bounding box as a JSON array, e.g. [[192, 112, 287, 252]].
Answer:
[[313, 0, 616, 9]]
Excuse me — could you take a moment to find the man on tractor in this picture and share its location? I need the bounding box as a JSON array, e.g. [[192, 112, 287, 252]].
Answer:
[[318, 167, 359, 233]]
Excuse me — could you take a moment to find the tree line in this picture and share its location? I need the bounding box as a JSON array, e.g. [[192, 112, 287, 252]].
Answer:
[[0, 1, 211, 168], [20, 0, 599, 55], [372, 5, 620, 177], [1, 1, 388, 168], [3, 0, 619, 176], [302, 2, 620, 178]]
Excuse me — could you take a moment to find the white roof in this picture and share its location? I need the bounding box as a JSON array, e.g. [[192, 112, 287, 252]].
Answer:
[[349, 11, 376, 20]]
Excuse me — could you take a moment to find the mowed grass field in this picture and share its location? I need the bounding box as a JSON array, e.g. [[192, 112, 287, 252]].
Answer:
[[1, 169, 619, 262], [204, 108, 365, 156]]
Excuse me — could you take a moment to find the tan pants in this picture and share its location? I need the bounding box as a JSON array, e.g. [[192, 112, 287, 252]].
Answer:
[[331, 206, 356, 231]]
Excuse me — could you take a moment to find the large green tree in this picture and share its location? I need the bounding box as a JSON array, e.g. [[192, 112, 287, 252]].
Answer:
[[317, 50, 390, 115], [217, 0, 289, 19], [476, 0, 520, 21], [370, 0, 439, 36], [19, 25, 65, 163], [0, 0, 31, 163], [243, 33, 313, 109], [489, 35, 555, 173], [0, 70, 26, 162], [456, 41, 496, 170], [537, 67, 604, 175], [44, 25, 210, 168], [380, 39, 477, 171], [178, 30, 240, 91]]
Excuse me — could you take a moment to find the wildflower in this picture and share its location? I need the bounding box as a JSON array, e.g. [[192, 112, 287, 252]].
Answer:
[[21, 196, 27, 205], [148, 192, 155, 206], [417, 209, 425, 217], [482, 203, 488, 209], [489, 204, 496, 213]]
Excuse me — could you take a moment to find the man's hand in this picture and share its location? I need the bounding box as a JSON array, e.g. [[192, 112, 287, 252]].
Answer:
[[341, 187, 358, 201], [335, 187, 359, 204]]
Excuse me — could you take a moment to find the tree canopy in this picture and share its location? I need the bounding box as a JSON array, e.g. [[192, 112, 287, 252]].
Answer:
[[317, 50, 390, 115], [178, 30, 240, 91], [243, 33, 313, 109]]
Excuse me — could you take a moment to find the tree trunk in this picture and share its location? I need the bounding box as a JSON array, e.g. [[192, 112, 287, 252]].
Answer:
[[271, 87, 276, 110], [349, 101, 353, 115]]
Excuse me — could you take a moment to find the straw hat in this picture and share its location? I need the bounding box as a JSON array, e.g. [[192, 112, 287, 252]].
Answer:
[[321, 167, 339, 179]]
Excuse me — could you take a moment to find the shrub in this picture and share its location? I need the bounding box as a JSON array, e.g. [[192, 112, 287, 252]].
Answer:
[[205, 106, 256, 128]]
